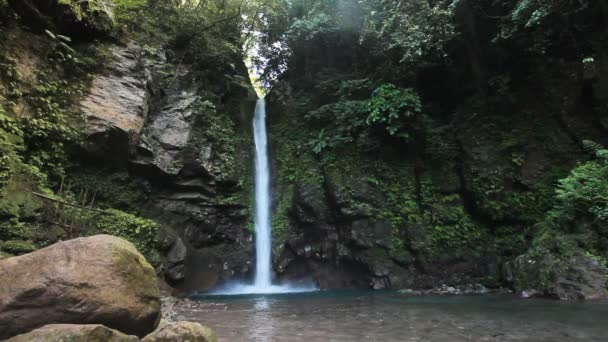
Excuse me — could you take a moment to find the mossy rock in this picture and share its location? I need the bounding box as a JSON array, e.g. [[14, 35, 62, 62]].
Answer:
[[6, 324, 139, 342], [0, 250, 14, 259], [0, 235, 161, 339], [142, 322, 217, 342], [1, 240, 37, 255]]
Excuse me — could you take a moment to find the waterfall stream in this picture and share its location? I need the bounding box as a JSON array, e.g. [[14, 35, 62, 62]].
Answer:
[[206, 98, 316, 295], [252, 98, 272, 290]]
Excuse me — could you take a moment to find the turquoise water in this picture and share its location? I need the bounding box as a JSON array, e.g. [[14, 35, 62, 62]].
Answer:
[[183, 291, 608, 341]]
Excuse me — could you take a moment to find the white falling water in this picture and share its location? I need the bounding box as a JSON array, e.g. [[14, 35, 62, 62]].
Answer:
[[206, 98, 317, 295], [252, 98, 272, 290]]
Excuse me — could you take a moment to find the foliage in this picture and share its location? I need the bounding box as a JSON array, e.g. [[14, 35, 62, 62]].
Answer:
[[1, 31, 101, 182], [288, 11, 333, 41], [301, 81, 423, 154], [94, 209, 159, 259], [308, 128, 347, 155], [361, 0, 456, 66], [186, 99, 244, 182], [1, 239, 37, 255], [112, 0, 149, 26], [366, 84, 422, 138], [67, 170, 146, 210], [545, 141, 608, 253], [491, 0, 596, 55]]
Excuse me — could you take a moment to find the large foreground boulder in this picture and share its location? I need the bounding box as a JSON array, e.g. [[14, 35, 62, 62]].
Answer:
[[0, 235, 161, 339], [6, 324, 139, 342], [143, 321, 218, 342]]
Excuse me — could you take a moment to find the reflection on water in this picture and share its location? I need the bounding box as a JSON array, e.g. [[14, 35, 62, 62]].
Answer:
[[252, 297, 273, 342], [180, 291, 608, 341]]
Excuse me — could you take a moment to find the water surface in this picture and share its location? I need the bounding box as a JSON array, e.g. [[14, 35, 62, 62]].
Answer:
[[181, 291, 608, 341]]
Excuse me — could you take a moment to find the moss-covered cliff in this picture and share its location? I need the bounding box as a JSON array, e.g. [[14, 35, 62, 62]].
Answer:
[[0, 0, 258, 292], [262, 0, 608, 298]]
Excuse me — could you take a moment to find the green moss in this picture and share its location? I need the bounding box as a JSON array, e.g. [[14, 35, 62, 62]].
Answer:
[[1, 239, 37, 254], [272, 122, 324, 187], [272, 184, 294, 242], [0, 250, 13, 259], [110, 240, 160, 299], [271, 120, 326, 241], [470, 168, 556, 223]]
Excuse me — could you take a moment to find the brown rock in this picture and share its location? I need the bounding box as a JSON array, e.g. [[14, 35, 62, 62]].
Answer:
[[6, 324, 139, 342], [143, 321, 217, 342], [0, 235, 161, 339]]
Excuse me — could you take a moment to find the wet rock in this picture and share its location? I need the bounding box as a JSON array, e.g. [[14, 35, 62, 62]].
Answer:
[[166, 264, 186, 283], [349, 219, 392, 248], [371, 277, 390, 290], [168, 237, 187, 264], [142, 321, 217, 342], [5, 324, 138, 342], [510, 252, 608, 300], [398, 289, 423, 295], [399, 283, 492, 296], [0, 235, 161, 339], [166, 238, 187, 282], [520, 289, 539, 299], [292, 183, 331, 224], [554, 256, 608, 300]]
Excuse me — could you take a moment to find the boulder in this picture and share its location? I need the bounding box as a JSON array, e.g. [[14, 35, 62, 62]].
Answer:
[[0, 235, 161, 339], [553, 256, 608, 300], [6, 324, 139, 342], [143, 321, 217, 342], [508, 251, 608, 300]]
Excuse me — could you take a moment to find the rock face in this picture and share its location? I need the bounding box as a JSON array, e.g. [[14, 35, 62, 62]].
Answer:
[[143, 322, 217, 342], [554, 257, 608, 300], [266, 70, 606, 292], [6, 324, 139, 342], [76, 39, 256, 293], [270, 171, 407, 289], [80, 44, 154, 164], [509, 253, 608, 300], [0, 235, 161, 339]]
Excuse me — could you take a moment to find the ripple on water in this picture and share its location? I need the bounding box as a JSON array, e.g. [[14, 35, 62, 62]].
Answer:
[[178, 291, 608, 342]]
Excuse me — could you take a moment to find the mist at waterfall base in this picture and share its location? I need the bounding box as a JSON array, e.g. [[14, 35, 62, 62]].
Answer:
[[206, 99, 317, 296]]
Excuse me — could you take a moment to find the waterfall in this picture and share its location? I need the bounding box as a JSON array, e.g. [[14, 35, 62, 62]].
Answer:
[[252, 98, 272, 290], [205, 98, 317, 295]]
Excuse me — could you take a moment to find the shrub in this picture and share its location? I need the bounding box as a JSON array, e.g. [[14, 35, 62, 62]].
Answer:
[[548, 142, 608, 233], [1, 240, 37, 255], [94, 209, 159, 260], [366, 83, 422, 139]]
